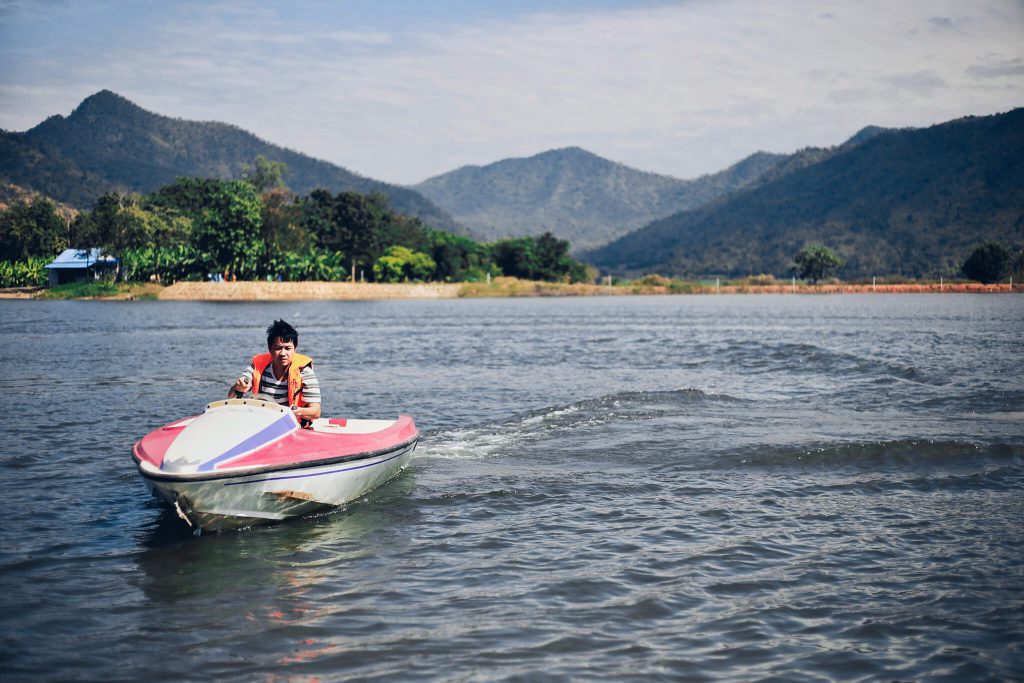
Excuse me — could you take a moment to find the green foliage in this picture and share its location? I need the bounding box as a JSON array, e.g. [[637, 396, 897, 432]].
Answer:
[[260, 188, 309, 252], [147, 177, 229, 216], [302, 190, 390, 271], [37, 280, 120, 299], [0, 258, 48, 287], [491, 237, 538, 280], [793, 244, 844, 284], [1012, 247, 1024, 280], [373, 246, 437, 282], [72, 192, 193, 279], [121, 244, 202, 283], [24, 169, 593, 286], [667, 279, 700, 293], [101, 177, 264, 280], [491, 232, 590, 282], [0, 197, 67, 260], [961, 242, 1010, 283], [191, 181, 265, 279], [267, 246, 347, 281], [636, 274, 673, 287], [426, 229, 494, 281], [243, 155, 289, 192]]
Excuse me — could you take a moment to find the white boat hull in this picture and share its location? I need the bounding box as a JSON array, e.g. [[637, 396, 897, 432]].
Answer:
[[140, 440, 416, 531], [134, 401, 419, 531]]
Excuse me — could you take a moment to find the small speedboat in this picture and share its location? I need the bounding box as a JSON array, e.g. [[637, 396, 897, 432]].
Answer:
[[133, 398, 418, 531]]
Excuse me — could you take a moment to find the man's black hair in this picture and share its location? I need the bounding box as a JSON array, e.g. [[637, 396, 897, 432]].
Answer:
[[267, 319, 298, 348]]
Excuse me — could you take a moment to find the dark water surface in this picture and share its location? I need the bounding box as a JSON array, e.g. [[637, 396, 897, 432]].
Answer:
[[1, 294, 1022, 681]]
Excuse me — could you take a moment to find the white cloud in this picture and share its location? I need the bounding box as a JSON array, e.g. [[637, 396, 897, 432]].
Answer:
[[967, 57, 1024, 79], [879, 71, 949, 93], [322, 30, 394, 46]]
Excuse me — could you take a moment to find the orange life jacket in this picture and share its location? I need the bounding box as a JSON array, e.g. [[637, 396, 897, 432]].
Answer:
[[251, 352, 314, 407]]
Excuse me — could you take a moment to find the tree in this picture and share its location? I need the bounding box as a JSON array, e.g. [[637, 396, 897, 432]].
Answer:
[[373, 245, 436, 282], [0, 258, 48, 287], [191, 181, 264, 279], [73, 192, 162, 280], [0, 197, 67, 260], [534, 231, 590, 282], [428, 230, 490, 281], [491, 237, 539, 280], [300, 190, 407, 279], [962, 242, 1010, 284], [260, 187, 308, 252], [1012, 246, 1024, 281], [330, 191, 388, 271], [491, 233, 590, 282], [143, 177, 264, 277], [243, 155, 289, 193], [121, 243, 200, 283], [793, 244, 843, 284]]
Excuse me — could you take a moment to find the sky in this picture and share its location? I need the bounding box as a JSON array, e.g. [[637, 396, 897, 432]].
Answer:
[[1, 0, 1022, 185]]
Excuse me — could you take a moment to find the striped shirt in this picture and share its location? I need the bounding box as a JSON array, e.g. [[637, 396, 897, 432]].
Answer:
[[240, 362, 321, 406]]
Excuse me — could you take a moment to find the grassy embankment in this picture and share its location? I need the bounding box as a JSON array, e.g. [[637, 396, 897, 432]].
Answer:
[[31, 281, 163, 300]]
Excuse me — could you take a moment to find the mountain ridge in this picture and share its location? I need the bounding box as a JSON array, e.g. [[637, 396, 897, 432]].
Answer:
[[413, 145, 790, 251], [585, 108, 1024, 279], [4, 92, 1018, 278], [1, 90, 462, 232]]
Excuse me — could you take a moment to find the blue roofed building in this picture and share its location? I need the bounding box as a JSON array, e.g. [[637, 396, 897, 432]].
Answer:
[[44, 249, 119, 287]]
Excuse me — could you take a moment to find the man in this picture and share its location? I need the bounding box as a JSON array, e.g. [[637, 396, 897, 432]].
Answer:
[[231, 319, 321, 424]]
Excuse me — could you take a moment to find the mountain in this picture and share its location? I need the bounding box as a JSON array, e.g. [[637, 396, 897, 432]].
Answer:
[[0, 127, 115, 208], [585, 109, 1024, 279], [739, 127, 888, 190], [413, 147, 788, 252], [0, 182, 78, 218], [0, 90, 461, 231]]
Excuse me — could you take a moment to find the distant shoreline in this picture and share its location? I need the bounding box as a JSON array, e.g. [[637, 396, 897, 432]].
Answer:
[[1, 279, 1018, 301], [158, 281, 462, 300]]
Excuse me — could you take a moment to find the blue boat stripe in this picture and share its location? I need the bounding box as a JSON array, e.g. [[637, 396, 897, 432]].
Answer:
[[197, 413, 296, 472], [222, 448, 409, 486]]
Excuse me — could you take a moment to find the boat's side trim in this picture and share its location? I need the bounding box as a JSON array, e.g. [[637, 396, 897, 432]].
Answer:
[[136, 437, 418, 483], [202, 508, 289, 521], [224, 445, 413, 487]]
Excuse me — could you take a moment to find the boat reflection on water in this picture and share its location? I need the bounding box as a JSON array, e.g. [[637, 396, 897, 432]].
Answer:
[[133, 470, 419, 608]]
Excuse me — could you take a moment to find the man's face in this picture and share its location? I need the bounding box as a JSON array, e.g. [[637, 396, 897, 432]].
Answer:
[[269, 337, 295, 367]]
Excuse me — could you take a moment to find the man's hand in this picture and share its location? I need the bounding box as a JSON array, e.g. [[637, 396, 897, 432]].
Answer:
[[232, 376, 251, 396], [291, 404, 321, 421]]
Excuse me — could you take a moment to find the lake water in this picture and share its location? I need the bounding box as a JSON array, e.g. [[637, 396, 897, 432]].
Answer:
[[1, 294, 1022, 681]]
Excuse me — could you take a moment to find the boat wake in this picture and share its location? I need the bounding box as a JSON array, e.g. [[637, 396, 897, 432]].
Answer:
[[416, 388, 741, 461], [415, 388, 1023, 480], [706, 438, 1024, 471]]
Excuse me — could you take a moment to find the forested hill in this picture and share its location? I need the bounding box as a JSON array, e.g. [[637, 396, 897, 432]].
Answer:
[[413, 147, 788, 252], [585, 109, 1024, 279], [0, 90, 461, 232]]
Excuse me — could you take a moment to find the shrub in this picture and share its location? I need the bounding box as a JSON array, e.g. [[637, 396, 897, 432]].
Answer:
[[636, 274, 672, 287], [373, 246, 436, 282], [793, 245, 843, 284], [0, 258, 49, 287], [962, 242, 1010, 284], [38, 281, 120, 299]]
